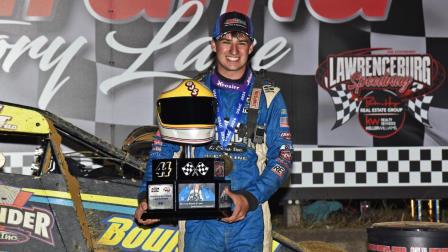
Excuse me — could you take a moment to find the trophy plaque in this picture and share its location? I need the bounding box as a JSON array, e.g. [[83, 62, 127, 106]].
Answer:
[[146, 158, 232, 220]]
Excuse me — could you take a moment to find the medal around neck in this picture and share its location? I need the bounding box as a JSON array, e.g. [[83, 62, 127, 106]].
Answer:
[[146, 79, 232, 220]]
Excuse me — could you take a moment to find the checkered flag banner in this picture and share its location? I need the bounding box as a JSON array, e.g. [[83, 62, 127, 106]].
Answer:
[[406, 82, 433, 127], [329, 84, 359, 129], [181, 162, 209, 176], [407, 95, 433, 127]]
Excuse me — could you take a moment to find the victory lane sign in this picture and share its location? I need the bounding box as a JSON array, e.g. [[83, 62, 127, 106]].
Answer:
[[146, 158, 232, 220]]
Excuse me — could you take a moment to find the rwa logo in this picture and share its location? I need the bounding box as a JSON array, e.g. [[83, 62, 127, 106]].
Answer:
[[82, 0, 391, 23]]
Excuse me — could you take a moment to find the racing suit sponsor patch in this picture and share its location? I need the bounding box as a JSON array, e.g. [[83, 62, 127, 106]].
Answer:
[[279, 145, 292, 161], [280, 117, 289, 128], [271, 165, 287, 177], [276, 157, 291, 169], [280, 132, 291, 140]]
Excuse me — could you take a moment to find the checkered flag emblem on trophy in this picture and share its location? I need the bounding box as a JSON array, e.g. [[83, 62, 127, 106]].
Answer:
[[195, 162, 209, 176], [182, 162, 195, 175], [181, 162, 209, 176]]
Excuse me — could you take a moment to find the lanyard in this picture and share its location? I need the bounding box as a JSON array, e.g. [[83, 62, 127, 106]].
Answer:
[[210, 71, 254, 148]]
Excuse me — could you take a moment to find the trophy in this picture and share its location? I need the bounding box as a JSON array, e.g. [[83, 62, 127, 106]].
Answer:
[[147, 158, 232, 219], [145, 79, 232, 220]]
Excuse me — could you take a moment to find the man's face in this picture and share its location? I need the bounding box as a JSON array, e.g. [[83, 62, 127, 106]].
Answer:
[[211, 32, 254, 79]]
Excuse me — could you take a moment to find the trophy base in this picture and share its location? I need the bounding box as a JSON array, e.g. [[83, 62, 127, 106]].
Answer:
[[144, 208, 232, 221]]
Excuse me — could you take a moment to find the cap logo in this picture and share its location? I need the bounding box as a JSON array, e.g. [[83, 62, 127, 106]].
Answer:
[[224, 18, 247, 28]]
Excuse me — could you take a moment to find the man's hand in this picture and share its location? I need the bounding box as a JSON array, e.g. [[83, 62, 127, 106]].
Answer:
[[134, 200, 160, 225], [221, 188, 249, 223]]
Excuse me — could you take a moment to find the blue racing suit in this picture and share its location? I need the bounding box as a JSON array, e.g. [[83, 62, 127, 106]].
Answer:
[[139, 69, 293, 252]]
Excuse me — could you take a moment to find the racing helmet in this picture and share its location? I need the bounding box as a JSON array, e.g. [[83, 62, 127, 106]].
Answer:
[[156, 79, 217, 144]]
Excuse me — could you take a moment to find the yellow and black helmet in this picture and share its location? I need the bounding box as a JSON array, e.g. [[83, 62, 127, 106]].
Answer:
[[156, 79, 217, 144]]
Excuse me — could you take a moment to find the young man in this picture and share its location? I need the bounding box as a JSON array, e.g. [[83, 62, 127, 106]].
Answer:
[[135, 12, 293, 252]]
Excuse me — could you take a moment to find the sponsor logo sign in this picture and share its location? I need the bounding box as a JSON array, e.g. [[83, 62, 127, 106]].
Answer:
[[0, 185, 55, 246], [97, 216, 178, 251], [316, 49, 446, 138]]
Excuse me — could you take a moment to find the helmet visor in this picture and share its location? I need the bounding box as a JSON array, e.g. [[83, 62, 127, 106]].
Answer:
[[158, 97, 217, 125]]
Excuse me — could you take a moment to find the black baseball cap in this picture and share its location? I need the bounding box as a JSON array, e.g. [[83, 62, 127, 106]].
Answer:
[[212, 12, 254, 41]]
